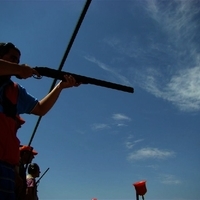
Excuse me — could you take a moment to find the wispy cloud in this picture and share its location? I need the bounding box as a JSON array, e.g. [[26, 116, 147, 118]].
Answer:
[[112, 113, 132, 127], [146, 0, 199, 40], [84, 55, 131, 86], [127, 147, 175, 161], [125, 139, 144, 149], [103, 0, 200, 112], [140, 66, 200, 111], [124, 134, 144, 150], [140, 0, 200, 112], [116, 123, 128, 127], [91, 123, 110, 131], [103, 36, 144, 59], [90, 113, 131, 131], [159, 174, 181, 185], [112, 113, 131, 121]]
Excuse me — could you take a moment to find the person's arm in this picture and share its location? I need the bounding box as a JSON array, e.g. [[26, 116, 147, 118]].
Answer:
[[31, 74, 78, 116], [0, 59, 80, 116], [0, 59, 40, 78]]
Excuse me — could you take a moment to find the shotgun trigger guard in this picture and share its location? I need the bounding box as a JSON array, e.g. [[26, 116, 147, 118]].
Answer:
[[33, 74, 42, 79]]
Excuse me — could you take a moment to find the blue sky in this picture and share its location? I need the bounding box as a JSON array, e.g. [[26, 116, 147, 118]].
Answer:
[[1, 0, 200, 200]]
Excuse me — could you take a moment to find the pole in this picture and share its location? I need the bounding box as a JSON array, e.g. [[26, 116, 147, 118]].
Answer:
[[136, 193, 139, 200], [28, 0, 92, 147]]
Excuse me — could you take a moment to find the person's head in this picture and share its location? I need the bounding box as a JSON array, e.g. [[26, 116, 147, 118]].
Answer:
[[0, 42, 21, 64], [28, 163, 41, 178], [19, 145, 38, 164]]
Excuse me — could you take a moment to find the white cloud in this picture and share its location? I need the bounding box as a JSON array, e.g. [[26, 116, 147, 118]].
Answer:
[[112, 113, 131, 121], [126, 141, 135, 149], [166, 67, 200, 110], [125, 139, 144, 150], [141, 66, 200, 111], [91, 123, 110, 131], [90, 114, 131, 131], [146, 0, 199, 40], [127, 147, 175, 161], [87, 1, 200, 112], [116, 123, 127, 127], [137, 0, 200, 112]]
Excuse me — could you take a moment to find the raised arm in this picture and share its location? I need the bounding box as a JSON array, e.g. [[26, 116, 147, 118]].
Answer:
[[31, 75, 78, 116], [1, 59, 79, 116]]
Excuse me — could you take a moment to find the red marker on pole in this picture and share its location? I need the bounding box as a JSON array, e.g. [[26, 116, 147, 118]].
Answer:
[[133, 180, 147, 200]]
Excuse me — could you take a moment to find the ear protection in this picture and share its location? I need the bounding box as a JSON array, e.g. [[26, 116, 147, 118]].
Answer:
[[0, 42, 21, 58]]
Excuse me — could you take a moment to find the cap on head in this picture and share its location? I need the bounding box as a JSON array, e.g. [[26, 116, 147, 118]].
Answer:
[[0, 42, 21, 58], [19, 145, 38, 155]]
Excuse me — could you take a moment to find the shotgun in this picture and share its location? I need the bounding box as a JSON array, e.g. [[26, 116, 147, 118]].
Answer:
[[33, 67, 134, 93]]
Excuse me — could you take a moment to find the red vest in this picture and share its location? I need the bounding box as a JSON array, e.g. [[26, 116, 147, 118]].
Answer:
[[0, 81, 25, 165]]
